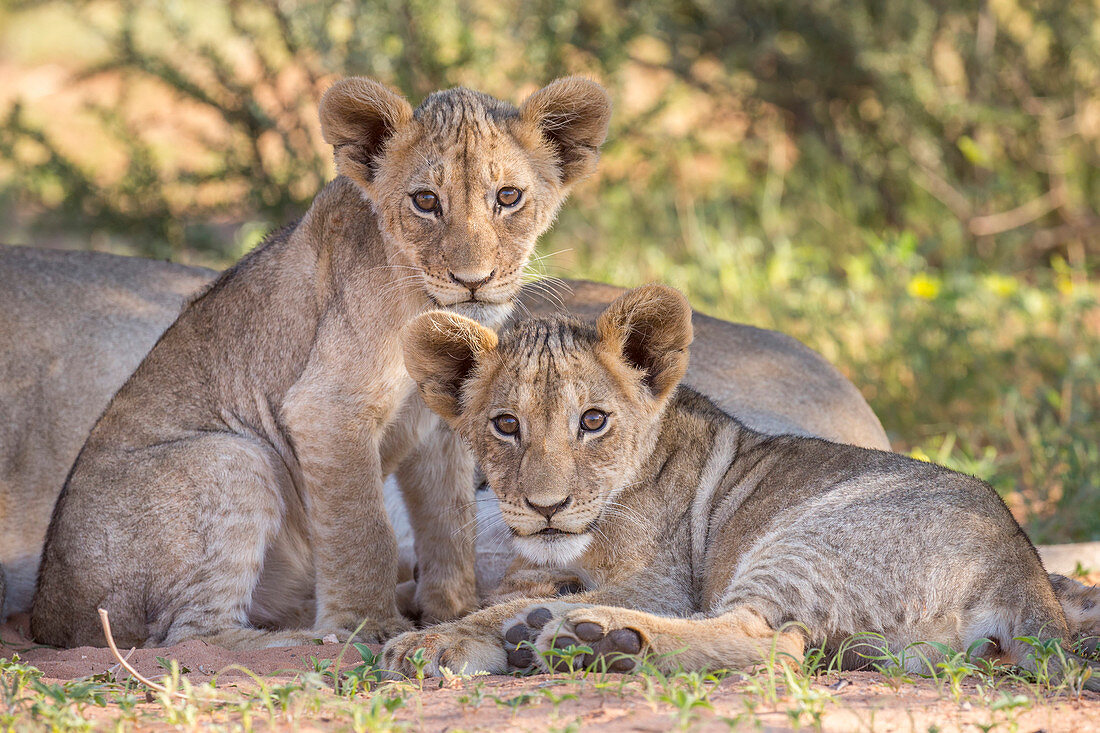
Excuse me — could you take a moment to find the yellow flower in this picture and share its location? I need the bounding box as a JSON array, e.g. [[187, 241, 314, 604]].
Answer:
[[983, 273, 1018, 298], [907, 273, 941, 300], [909, 448, 932, 462]]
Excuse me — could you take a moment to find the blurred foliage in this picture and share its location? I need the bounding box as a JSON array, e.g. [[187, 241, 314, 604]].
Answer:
[[0, 0, 1097, 540]]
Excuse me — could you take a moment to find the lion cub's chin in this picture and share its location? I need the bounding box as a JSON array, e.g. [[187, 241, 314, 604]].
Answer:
[[513, 532, 593, 568], [443, 300, 514, 329]]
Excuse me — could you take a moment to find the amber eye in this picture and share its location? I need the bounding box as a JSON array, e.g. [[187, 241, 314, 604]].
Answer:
[[412, 190, 439, 213], [492, 413, 520, 437], [496, 187, 522, 207], [580, 409, 607, 432]]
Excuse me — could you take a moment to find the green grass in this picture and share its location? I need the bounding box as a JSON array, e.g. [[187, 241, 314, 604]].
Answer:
[[2, 629, 1098, 731]]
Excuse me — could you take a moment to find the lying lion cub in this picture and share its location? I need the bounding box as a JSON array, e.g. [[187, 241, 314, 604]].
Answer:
[[381, 285, 1100, 686], [30, 76, 611, 649]]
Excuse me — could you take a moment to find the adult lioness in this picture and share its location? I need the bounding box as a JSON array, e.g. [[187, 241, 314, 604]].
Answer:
[[0, 246, 214, 619], [1, 247, 890, 624], [30, 76, 614, 649], [380, 285, 1100, 685]]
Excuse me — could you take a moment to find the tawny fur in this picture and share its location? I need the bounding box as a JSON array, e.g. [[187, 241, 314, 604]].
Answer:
[[383, 286, 1100, 687], [27, 75, 613, 649], [0, 249, 889, 623]]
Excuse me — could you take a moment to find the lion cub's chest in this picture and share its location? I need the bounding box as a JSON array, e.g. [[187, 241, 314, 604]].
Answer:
[[280, 306, 419, 451]]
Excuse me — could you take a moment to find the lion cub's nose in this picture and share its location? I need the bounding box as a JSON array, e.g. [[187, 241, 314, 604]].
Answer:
[[449, 269, 495, 293], [525, 496, 572, 520]]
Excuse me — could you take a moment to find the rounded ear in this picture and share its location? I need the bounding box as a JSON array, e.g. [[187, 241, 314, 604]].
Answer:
[[403, 311, 499, 422], [596, 284, 693, 401], [519, 77, 612, 187], [319, 77, 414, 189]]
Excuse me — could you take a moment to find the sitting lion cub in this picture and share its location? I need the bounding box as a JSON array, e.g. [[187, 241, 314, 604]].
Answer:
[[381, 285, 1100, 686], [30, 76, 611, 649]]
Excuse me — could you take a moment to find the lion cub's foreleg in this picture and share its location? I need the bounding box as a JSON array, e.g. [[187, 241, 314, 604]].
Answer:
[[504, 602, 804, 675], [293, 428, 410, 640], [394, 422, 478, 623], [280, 336, 417, 642]]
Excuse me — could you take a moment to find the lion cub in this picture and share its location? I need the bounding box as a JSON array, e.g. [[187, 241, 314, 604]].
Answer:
[[381, 285, 1100, 686], [30, 77, 610, 649]]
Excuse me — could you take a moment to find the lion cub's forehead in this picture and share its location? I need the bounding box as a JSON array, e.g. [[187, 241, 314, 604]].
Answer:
[[486, 317, 606, 402], [414, 88, 518, 142], [499, 318, 597, 368], [408, 88, 530, 186]]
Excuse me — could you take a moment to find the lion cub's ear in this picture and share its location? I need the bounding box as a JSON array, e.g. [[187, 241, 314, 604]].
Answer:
[[520, 77, 612, 187], [596, 284, 693, 402], [403, 311, 499, 422], [320, 77, 415, 190]]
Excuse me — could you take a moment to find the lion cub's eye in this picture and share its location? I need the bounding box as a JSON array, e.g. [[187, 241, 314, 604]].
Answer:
[[412, 190, 440, 213], [580, 409, 607, 432], [492, 414, 520, 437], [496, 187, 522, 207]]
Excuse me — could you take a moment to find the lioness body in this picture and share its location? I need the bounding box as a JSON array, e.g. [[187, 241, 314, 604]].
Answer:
[[30, 75, 616, 648], [0, 245, 888, 624], [0, 245, 215, 618], [382, 287, 1100, 684]]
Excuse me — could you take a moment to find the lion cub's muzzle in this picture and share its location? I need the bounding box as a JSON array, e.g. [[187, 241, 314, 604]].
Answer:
[[427, 268, 514, 307], [508, 496, 600, 541]]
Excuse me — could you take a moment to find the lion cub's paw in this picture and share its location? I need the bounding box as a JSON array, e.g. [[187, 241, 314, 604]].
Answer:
[[502, 602, 643, 673], [380, 626, 507, 678], [489, 568, 593, 604], [414, 582, 480, 625]]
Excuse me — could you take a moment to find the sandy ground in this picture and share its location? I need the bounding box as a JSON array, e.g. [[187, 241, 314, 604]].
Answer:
[[5, 612, 1100, 731], [1, 614, 353, 681]]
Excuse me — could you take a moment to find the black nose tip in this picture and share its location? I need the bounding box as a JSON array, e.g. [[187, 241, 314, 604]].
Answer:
[[525, 496, 572, 520], [449, 270, 495, 293]]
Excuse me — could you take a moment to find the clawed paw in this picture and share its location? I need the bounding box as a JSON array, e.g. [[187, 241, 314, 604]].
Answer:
[[313, 613, 413, 646], [380, 626, 506, 678], [502, 602, 643, 673]]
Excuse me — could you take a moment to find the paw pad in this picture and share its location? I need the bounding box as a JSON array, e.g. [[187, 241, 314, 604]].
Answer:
[[504, 623, 536, 668], [607, 628, 642, 655], [503, 611, 642, 673], [527, 607, 553, 629], [574, 622, 603, 642]]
